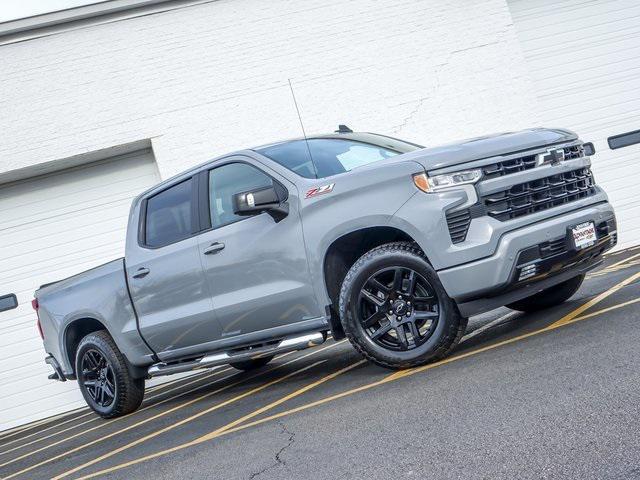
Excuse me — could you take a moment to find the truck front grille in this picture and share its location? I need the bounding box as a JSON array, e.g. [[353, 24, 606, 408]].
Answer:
[[445, 209, 471, 244], [482, 167, 597, 221], [482, 144, 585, 180]]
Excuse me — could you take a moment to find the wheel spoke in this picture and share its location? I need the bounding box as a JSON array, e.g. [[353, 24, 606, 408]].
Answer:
[[406, 271, 417, 296], [103, 382, 114, 399], [395, 324, 409, 350], [406, 320, 421, 345], [358, 265, 440, 353], [81, 350, 116, 407], [392, 268, 404, 292], [371, 323, 392, 340], [412, 295, 434, 303], [414, 311, 439, 320], [362, 310, 386, 328], [360, 289, 385, 307], [84, 353, 98, 370], [367, 277, 391, 295]]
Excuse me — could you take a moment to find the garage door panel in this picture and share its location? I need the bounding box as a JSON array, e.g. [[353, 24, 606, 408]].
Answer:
[[2, 218, 126, 269], [0, 155, 155, 216], [0, 188, 140, 231], [512, 0, 640, 24], [0, 241, 123, 285], [539, 73, 640, 102], [539, 65, 640, 96], [0, 149, 159, 431], [510, 0, 640, 248], [4, 251, 123, 302], [2, 387, 87, 428], [524, 30, 640, 61], [2, 217, 126, 258]]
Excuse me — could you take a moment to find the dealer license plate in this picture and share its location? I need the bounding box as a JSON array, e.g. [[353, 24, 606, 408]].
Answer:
[[571, 221, 597, 250]]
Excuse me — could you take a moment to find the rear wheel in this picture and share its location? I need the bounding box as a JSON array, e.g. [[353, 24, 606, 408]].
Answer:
[[339, 242, 466, 369], [75, 330, 144, 418], [229, 355, 274, 371], [507, 274, 585, 312]]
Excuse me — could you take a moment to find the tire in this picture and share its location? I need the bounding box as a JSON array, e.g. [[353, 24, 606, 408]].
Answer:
[[229, 355, 274, 371], [75, 330, 145, 418], [507, 274, 585, 312], [339, 242, 467, 369]]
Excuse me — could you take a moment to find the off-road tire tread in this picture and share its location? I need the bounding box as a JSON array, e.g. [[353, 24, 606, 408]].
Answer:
[[338, 242, 467, 369], [76, 330, 145, 418]]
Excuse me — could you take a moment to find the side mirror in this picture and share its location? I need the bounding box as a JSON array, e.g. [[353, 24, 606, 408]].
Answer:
[[583, 142, 596, 156], [0, 294, 18, 313], [233, 185, 289, 221]]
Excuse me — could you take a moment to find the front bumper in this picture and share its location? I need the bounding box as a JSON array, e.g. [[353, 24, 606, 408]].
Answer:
[[438, 201, 616, 315]]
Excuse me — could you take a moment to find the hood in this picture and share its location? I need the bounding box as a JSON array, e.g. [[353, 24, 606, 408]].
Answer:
[[396, 128, 578, 172]]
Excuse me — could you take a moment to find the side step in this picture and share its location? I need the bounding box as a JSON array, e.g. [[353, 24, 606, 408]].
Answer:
[[147, 331, 326, 378]]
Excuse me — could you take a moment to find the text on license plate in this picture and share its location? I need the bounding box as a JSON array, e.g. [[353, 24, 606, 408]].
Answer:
[[572, 221, 596, 249]]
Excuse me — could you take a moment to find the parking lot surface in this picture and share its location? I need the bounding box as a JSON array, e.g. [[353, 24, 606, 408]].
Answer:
[[1, 247, 640, 480]]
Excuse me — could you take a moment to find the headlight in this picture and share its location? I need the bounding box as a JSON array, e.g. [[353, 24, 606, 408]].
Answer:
[[413, 169, 482, 192]]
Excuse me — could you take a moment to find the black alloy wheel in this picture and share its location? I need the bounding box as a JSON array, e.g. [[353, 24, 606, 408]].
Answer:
[[358, 266, 440, 351], [80, 349, 116, 408], [339, 242, 466, 369]]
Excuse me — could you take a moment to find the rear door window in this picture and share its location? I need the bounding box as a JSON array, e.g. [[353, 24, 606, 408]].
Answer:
[[144, 179, 193, 248]]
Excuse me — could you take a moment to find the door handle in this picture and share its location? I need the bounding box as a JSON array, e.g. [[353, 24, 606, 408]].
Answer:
[[132, 267, 150, 279], [203, 242, 225, 255]]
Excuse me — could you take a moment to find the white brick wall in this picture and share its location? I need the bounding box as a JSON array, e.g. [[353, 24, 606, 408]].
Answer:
[[0, 0, 539, 180]]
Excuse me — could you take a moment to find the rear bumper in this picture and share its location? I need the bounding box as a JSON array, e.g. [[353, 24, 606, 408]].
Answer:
[[438, 201, 616, 315], [45, 355, 66, 382]]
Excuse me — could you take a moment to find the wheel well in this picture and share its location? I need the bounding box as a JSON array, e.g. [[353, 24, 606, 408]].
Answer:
[[64, 318, 107, 376], [323, 227, 417, 338]]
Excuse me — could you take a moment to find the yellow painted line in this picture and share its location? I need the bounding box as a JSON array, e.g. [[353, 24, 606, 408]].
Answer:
[[0, 367, 224, 451], [203, 360, 366, 439], [62, 359, 364, 480], [0, 369, 238, 471], [571, 297, 640, 322], [0, 409, 92, 447], [76, 270, 640, 480], [1, 352, 296, 455], [4, 341, 343, 479], [605, 251, 640, 270], [548, 270, 640, 328], [53, 360, 327, 480], [0, 410, 81, 442], [0, 365, 235, 457], [588, 251, 640, 277]]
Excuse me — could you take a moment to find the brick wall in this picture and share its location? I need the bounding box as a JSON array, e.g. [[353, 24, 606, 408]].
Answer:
[[0, 0, 539, 180]]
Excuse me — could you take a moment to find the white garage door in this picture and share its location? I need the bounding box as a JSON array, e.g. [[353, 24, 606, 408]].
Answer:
[[0, 150, 160, 431], [510, 0, 640, 248]]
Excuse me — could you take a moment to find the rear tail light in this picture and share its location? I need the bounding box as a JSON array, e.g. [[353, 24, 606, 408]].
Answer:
[[32, 299, 44, 339]]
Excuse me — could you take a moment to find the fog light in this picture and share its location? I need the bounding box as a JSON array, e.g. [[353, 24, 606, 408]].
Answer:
[[518, 264, 537, 281]]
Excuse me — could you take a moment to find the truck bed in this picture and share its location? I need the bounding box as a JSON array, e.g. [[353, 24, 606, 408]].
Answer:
[[35, 258, 155, 377]]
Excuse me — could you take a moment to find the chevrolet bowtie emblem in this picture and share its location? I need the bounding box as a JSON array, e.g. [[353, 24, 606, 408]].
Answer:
[[536, 148, 565, 167]]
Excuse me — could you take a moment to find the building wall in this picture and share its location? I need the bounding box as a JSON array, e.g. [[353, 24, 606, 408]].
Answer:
[[0, 0, 539, 181], [0, 0, 540, 429]]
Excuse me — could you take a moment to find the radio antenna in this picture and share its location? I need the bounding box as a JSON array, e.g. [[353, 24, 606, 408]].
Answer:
[[288, 78, 319, 178]]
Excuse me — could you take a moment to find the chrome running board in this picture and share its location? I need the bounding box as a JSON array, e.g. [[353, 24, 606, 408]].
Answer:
[[147, 331, 326, 378]]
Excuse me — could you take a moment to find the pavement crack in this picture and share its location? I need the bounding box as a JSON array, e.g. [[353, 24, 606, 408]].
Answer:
[[248, 422, 295, 479]]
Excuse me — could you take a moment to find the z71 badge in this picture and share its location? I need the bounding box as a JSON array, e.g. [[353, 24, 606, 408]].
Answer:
[[305, 183, 335, 198]]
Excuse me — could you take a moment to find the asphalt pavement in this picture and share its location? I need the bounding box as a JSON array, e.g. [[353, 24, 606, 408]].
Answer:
[[1, 246, 639, 480]]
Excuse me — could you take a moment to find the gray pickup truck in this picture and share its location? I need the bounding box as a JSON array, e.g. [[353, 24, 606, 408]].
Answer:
[[34, 127, 617, 418]]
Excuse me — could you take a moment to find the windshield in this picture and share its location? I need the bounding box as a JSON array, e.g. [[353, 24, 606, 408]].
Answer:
[[255, 135, 422, 178]]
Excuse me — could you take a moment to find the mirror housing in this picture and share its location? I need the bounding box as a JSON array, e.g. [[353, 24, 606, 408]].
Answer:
[[0, 294, 18, 313], [233, 185, 288, 222], [583, 142, 596, 156]]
